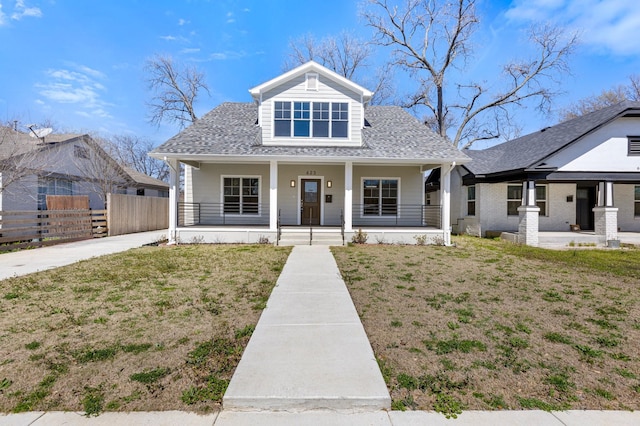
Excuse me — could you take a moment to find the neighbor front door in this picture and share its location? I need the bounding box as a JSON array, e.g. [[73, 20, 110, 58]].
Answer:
[[576, 185, 595, 230], [301, 179, 320, 225]]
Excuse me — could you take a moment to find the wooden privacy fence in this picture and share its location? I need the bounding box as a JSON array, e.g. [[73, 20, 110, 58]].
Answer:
[[0, 209, 107, 252], [107, 193, 168, 236]]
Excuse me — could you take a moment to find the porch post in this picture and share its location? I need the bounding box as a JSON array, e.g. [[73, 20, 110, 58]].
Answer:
[[269, 160, 278, 231], [594, 181, 618, 246], [167, 158, 179, 244], [517, 180, 539, 246], [344, 161, 353, 232], [441, 163, 452, 246]]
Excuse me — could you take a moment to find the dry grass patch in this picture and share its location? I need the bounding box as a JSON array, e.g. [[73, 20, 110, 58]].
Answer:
[[332, 237, 640, 417], [0, 244, 290, 415]]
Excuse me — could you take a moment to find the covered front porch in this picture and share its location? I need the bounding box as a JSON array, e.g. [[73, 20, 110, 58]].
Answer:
[[165, 159, 456, 245]]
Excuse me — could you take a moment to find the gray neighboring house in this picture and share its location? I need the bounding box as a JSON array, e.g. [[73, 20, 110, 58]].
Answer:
[[0, 127, 168, 211], [150, 61, 469, 244], [428, 101, 640, 245]]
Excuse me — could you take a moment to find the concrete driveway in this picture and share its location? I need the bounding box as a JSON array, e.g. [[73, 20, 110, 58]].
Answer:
[[0, 230, 167, 281]]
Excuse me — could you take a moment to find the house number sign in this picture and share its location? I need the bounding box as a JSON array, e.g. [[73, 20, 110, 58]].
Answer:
[[305, 170, 317, 175]]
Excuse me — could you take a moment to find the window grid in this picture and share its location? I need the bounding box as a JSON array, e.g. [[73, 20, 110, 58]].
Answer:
[[635, 186, 640, 217], [223, 177, 260, 215], [274, 101, 348, 138], [363, 179, 398, 216], [507, 185, 522, 216]]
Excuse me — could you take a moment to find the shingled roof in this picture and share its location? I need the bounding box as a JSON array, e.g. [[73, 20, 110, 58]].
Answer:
[[463, 101, 640, 176], [151, 103, 469, 163]]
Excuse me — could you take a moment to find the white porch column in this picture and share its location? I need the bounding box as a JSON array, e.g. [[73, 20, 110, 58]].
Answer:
[[344, 161, 353, 232], [518, 180, 539, 246], [167, 158, 179, 244], [594, 181, 618, 245], [269, 160, 278, 231], [441, 163, 452, 246]]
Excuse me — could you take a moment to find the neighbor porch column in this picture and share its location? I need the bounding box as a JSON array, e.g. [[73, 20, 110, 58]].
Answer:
[[269, 160, 278, 231], [517, 180, 540, 246], [441, 163, 452, 246], [594, 181, 618, 246], [344, 161, 353, 232], [167, 158, 179, 244]]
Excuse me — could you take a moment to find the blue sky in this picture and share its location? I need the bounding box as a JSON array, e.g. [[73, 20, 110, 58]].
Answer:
[[1, 0, 639, 149]]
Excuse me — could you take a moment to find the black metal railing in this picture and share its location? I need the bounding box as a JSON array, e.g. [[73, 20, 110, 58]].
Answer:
[[340, 209, 345, 245], [351, 204, 441, 228], [178, 202, 270, 226], [277, 209, 281, 245]]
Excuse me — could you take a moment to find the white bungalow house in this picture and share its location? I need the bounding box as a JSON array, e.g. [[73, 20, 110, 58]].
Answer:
[[427, 101, 640, 246], [150, 61, 469, 245]]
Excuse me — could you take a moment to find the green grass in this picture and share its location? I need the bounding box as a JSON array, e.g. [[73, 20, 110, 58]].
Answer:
[[129, 368, 171, 384]]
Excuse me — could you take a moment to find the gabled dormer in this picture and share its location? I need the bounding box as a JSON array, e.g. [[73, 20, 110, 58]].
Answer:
[[249, 61, 373, 147]]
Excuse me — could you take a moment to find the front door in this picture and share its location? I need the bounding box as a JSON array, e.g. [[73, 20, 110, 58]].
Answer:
[[576, 185, 596, 230], [301, 179, 321, 225]]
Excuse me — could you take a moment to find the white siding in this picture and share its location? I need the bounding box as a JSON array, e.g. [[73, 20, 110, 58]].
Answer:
[[616, 184, 640, 232], [260, 74, 363, 146], [548, 117, 640, 172]]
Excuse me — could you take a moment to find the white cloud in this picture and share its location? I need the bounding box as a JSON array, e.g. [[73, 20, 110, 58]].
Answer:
[[505, 0, 640, 55], [160, 35, 177, 41], [0, 3, 7, 26], [181, 48, 201, 54], [178, 18, 189, 26], [35, 64, 112, 119], [11, 0, 42, 21]]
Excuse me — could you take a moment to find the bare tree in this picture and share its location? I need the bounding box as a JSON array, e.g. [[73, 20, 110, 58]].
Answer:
[[0, 124, 50, 197], [145, 54, 210, 128], [284, 32, 395, 105], [363, 0, 578, 148], [72, 136, 130, 208], [559, 75, 640, 121], [105, 135, 169, 182]]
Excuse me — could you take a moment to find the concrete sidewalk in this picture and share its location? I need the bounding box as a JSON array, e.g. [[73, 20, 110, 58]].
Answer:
[[0, 230, 167, 281], [222, 245, 390, 411]]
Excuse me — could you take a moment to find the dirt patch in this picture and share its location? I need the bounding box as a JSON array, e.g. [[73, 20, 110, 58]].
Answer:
[[332, 237, 640, 416], [0, 244, 290, 414]]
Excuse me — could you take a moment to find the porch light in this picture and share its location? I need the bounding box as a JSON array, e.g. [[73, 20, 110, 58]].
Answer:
[[290, 180, 296, 187], [327, 180, 332, 188]]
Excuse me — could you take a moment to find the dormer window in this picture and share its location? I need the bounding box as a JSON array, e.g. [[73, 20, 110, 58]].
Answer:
[[274, 101, 348, 139]]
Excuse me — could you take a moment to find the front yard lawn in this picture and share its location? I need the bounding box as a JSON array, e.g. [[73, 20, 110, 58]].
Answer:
[[332, 237, 640, 417], [0, 244, 290, 415]]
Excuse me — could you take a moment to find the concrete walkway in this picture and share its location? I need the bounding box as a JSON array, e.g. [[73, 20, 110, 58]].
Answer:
[[223, 245, 390, 411], [0, 230, 167, 281]]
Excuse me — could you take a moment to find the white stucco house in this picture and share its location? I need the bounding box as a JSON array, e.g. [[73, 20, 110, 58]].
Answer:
[[0, 128, 168, 211], [150, 61, 469, 245], [427, 101, 640, 246]]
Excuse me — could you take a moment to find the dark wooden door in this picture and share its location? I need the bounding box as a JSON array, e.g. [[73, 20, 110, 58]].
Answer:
[[576, 186, 595, 230], [301, 179, 320, 225]]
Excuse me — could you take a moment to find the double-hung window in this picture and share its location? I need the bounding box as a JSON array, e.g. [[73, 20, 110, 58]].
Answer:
[[223, 177, 259, 215], [507, 185, 522, 216], [635, 186, 640, 216], [363, 179, 398, 216], [467, 186, 476, 216], [274, 101, 348, 138], [507, 184, 547, 216]]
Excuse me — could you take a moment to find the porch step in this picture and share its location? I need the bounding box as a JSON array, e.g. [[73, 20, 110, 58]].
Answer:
[[278, 231, 345, 246]]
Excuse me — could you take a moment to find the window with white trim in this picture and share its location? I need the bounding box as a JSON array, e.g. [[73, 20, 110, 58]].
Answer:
[[635, 186, 640, 216], [223, 177, 260, 215], [363, 179, 398, 216], [273, 101, 348, 138], [507, 184, 547, 216], [507, 185, 522, 216], [467, 185, 476, 216]]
